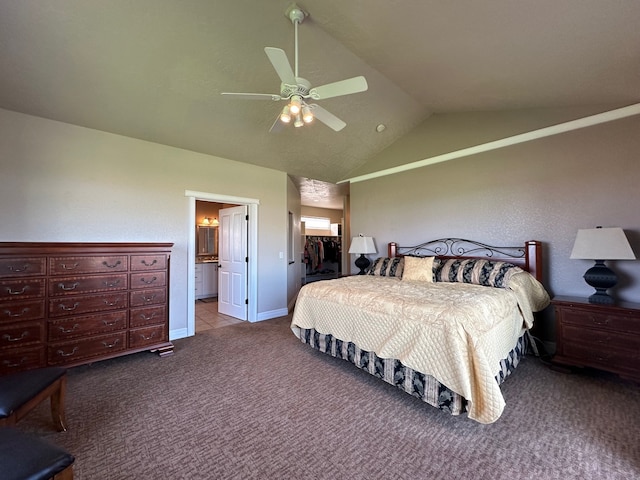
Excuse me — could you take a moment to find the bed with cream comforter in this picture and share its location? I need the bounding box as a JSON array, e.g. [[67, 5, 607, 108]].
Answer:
[[291, 272, 549, 423]]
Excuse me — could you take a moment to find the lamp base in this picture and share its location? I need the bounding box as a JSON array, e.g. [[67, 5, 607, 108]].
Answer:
[[583, 260, 617, 304], [588, 291, 615, 305], [354, 254, 371, 275]]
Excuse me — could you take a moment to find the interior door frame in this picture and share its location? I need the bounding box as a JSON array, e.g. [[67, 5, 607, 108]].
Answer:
[[185, 190, 259, 336]]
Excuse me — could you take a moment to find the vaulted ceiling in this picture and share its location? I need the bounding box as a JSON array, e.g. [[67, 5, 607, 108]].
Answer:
[[1, 1, 639, 207]]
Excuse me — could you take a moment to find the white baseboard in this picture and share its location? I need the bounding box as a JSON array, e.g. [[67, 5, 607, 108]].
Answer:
[[255, 308, 289, 322], [170, 328, 189, 341]]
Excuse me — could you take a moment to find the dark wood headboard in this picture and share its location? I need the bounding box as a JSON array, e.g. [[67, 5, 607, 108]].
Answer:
[[388, 238, 543, 282]]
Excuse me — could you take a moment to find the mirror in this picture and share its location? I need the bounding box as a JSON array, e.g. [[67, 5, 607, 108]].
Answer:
[[197, 226, 218, 256]]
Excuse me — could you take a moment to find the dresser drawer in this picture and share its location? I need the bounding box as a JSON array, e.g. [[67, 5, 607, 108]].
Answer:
[[129, 324, 167, 349], [563, 341, 640, 372], [49, 292, 128, 318], [129, 305, 166, 328], [130, 254, 167, 271], [0, 321, 45, 349], [48, 311, 127, 341], [130, 288, 166, 307], [49, 255, 128, 275], [0, 258, 46, 278], [559, 306, 639, 333], [48, 332, 127, 365], [48, 274, 128, 296], [0, 300, 45, 324], [562, 324, 640, 351], [130, 271, 166, 289], [0, 279, 46, 301], [0, 346, 46, 375]]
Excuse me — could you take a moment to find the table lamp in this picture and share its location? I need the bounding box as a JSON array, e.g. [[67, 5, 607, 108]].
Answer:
[[348, 235, 377, 275], [570, 226, 636, 304]]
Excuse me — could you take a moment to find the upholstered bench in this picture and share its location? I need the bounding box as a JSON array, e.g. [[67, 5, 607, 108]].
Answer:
[[0, 427, 75, 479], [0, 367, 68, 431]]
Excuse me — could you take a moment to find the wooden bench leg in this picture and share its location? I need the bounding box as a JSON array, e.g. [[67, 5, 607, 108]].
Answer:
[[50, 375, 68, 432], [53, 464, 74, 480]]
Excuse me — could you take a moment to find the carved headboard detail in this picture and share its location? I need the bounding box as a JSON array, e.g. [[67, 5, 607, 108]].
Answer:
[[388, 238, 543, 282]]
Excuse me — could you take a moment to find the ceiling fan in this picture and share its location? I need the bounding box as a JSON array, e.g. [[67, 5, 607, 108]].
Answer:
[[221, 4, 368, 132]]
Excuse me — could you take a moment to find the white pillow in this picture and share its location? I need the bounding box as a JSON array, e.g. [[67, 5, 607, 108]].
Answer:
[[402, 256, 435, 283]]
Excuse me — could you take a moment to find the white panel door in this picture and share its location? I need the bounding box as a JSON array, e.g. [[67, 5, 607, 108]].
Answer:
[[218, 205, 248, 320]]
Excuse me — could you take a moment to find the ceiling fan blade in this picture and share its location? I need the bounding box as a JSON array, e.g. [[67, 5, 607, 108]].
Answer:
[[308, 104, 346, 131], [309, 76, 368, 100], [221, 92, 282, 101], [264, 47, 296, 85]]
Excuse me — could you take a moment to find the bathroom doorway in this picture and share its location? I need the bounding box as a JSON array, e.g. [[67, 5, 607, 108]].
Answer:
[[185, 190, 259, 337]]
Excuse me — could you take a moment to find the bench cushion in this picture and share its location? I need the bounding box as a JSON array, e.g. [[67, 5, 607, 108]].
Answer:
[[0, 367, 67, 418], [0, 427, 74, 480]]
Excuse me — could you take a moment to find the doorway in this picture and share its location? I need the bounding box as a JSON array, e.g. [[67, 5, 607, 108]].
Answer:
[[185, 190, 259, 337]]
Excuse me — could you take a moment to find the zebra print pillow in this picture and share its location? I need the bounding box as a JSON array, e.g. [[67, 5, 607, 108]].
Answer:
[[434, 258, 523, 288], [367, 257, 404, 277]]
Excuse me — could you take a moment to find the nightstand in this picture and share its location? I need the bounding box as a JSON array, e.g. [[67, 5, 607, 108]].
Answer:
[[552, 296, 640, 382]]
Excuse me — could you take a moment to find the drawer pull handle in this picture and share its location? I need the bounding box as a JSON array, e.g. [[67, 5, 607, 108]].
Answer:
[[8, 264, 29, 273], [141, 259, 158, 267], [102, 320, 118, 326], [103, 260, 122, 269], [140, 276, 157, 285], [142, 294, 156, 303], [57, 346, 79, 357], [103, 299, 121, 307], [102, 339, 120, 348], [2, 331, 29, 342], [58, 282, 79, 291], [140, 312, 157, 321], [4, 307, 29, 318], [61, 263, 79, 270], [59, 302, 80, 311], [3, 358, 27, 368], [589, 316, 610, 326], [103, 280, 121, 288], [58, 324, 80, 334], [139, 331, 157, 341], [7, 286, 28, 295]]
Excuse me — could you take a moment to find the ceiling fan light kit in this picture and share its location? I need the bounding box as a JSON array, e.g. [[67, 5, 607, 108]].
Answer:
[[221, 4, 368, 132]]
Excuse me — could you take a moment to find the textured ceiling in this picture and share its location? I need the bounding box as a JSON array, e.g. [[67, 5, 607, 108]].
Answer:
[[1, 1, 639, 208]]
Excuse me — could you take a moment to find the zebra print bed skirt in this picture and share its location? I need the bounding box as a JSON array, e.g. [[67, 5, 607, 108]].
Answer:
[[298, 328, 529, 416]]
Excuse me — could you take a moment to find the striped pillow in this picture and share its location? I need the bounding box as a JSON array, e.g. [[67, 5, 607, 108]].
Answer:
[[367, 257, 404, 277], [434, 258, 522, 288]]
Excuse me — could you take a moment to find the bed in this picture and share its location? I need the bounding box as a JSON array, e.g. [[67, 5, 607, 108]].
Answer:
[[290, 238, 550, 424]]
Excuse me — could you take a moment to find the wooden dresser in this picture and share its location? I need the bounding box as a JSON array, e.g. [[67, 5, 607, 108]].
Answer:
[[552, 296, 640, 382], [0, 242, 173, 375]]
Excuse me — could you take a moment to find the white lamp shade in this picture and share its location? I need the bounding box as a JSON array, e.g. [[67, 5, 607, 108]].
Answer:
[[570, 227, 636, 260], [348, 236, 377, 255]]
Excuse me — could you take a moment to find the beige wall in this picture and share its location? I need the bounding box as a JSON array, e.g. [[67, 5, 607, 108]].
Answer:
[[0, 108, 289, 338], [350, 114, 640, 341], [301, 206, 343, 224]]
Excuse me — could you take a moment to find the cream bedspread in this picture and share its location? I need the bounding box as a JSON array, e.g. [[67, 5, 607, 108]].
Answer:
[[291, 273, 549, 424]]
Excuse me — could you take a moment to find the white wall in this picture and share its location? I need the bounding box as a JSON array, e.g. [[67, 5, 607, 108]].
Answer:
[[350, 114, 640, 341], [0, 108, 289, 339]]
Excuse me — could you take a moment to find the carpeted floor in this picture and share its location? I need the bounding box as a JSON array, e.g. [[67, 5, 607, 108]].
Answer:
[[20, 315, 640, 479]]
